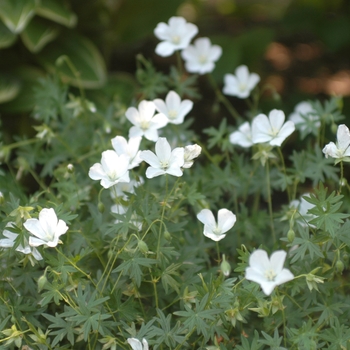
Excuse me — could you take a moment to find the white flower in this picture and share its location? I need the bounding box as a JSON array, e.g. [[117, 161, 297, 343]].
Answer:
[[153, 91, 193, 125], [140, 137, 184, 178], [89, 150, 130, 189], [245, 249, 294, 296], [154, 16, 198, 57], [24, 208, 68, 248], [126, 100, 168, 142], [289, 101, 320, 136], [223, 65, 260, 99], [111, 136, 142, 169], [183, 144, 202, 168], [127, 338, 149, 350], [289, 194, 316, 228], [111, 177, 144, 200], [181, 37, 222, 75], [197, 208, 236, 241], [0, 222, 42, 260], [229, 121, 254, 148], [252, 109, 295, 147], [323, 124, 350, 161]]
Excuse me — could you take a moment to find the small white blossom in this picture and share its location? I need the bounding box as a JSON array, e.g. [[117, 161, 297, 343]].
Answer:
[[111, 136, 142, 169], [289, 101, 320, 136], [229, 121, 254, 148], [197, 208, 236, 241], [111, 177, 144, 200], [89, 150, 130, 189], [323, 124, 350, 162], [223, 65, 260, 99], [127, 338, 149, 350], [154, 16, 198, 57], [245, 249, 294, 296], [0, 222, 42, 260], [140, 137, 184, 178], [126, 100, 168, 142], [181, 37, 222, 75], [153, 91, 193, 125], [289, 194, 316, 228], [24, 208, 68, 248], [252, 109, 295, 146], [183, 144, 202, 168]]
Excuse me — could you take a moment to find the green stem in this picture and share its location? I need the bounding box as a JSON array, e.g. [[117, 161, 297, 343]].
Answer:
[[266, 160, 276, 244]]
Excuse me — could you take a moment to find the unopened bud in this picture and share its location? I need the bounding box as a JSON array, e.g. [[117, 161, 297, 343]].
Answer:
[[343, 253, 349, 263], [336, 260, 344, 274], [331, 123, 338, 134], [138, 240, 148, 254], [67, 164, 74, 173], [98, 202, 105, 213], [37, 274, 48, 292], [220, 255, 231, 277], [287, 229, 295, 243], [164, 231, 171, 241]]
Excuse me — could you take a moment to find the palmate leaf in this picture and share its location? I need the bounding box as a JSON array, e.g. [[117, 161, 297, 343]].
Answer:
[[42, 313, 75, 346], [161, 263, 181, 294], [36, 0, 77, 27]]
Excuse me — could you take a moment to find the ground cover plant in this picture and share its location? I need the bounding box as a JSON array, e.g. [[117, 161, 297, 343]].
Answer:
[[1, 7, 350, 350]]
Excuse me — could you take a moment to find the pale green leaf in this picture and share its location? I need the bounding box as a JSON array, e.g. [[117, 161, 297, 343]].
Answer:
[[0, 0, 38, 34], [36, 0, 77, 28], [0, 75, 21, 104]]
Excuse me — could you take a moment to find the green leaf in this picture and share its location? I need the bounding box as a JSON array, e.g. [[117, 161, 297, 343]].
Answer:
[[21, 17, 59, 53], [36, 0, 77, 28], [0, 0, 38, 34], [38, 33, 107, 89], [42, 313, 75, 346], [0, 21, 17, 48], [0, 74, 21, 104]]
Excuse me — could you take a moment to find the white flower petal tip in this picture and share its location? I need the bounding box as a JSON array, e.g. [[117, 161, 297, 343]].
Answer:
[[322, 124, 350, 160], [197, 208, 236, 241], [154, 16, 198, 57], [252, 109, 295, 146], [245, 249, 294, 296], [126, 100, 168, 141], [229, 121, 253, 148], [223, 65, 260, 99], [127, 338, 149, 350], [140, 137, 184, 179], [111, 135, 142, 169], [181, 37, 222, 75], [23, 208, 68, 248], [89, 150, 130, 189], [153, 90, 193, 125]]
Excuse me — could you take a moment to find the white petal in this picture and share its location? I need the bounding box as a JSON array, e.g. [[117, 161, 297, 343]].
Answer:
[[248, 249, 271, 274], [145, 167, 165, 178], [270, 121, 295, 146], [269, 250, 287, 274], [38, 208, 57, 238], [337, 124, 350, 151], [155, 137, 171, 162], [197, 209, 216, 228], [142, 338, 149, 350], [217, 209, 236, 233], [29, 236, 47, 247], [24, 218, 46, 240], [89, 163, 105, 181], [140, 150, 160, 168], [155, 41, 176, 57], [274, 268, 294, 285], [268, 109, 285, 131], [111, 136, 128, 155], [203, 230, 226, 241], [252, 114, 272, 144], [127, 338, 143, 350]]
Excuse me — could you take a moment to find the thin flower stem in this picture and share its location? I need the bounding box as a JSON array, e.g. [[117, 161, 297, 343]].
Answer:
[[277, 147, 291, 202], [276, 289, 287, 348], [176, 50, 183, 76], [208, 74, 240, 121], [266, 160, 276, 244], [216, 242, 221, 262], [339, 160, 344, 194]]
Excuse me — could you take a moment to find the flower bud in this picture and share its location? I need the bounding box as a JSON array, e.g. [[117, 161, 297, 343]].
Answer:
[[37, 274, 48, 292], [336, 260, 344, 274], [67, 164, 74, 173], [163, 231, 171, 241], [138, 240, 149, 254], [331, 123, 338, 134], [98, 202, 105, 213], [220, 255, 231, 277], [287, 229, 295, 243], [343, 253, 349, 263]]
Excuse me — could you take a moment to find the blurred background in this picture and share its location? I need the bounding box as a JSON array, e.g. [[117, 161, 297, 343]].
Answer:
[[1, 0, 350, 137]]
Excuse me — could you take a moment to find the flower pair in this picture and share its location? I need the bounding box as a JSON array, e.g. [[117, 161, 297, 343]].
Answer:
[[140, 137, 201, 179], [0, 208, 68, 261], [230, 109, 295, 148], [154, 16, 222, 75]]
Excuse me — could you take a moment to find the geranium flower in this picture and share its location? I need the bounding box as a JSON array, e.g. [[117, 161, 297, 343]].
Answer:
[[153, 90, 193, 125], [24, 208, 68, 248], [154, 16, 198, 57], [181, 37, 222, 75], [111, 136, 142, 169], [127, 338, 148, 350], [323, 124, 350, 162], [183, 144, 202, 168], [0, 222, 42, 260], [140, 137, 184, 178], [229, 121, 254, 148], [223, 65, 260, 99], [289, 101, 320, 137], [252, 109, 295, 146], [89, 150, 130, 189], [197, 208, 236, 241], [126, 100, 168, 142], [245, 249, 294, 296]]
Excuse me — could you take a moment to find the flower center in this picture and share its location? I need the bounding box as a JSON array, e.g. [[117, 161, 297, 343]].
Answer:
[[168, 110, 178, 119], [269, 127, 280, 137], [264, 269, 277, 281], [172, 35, 181, 44], [140, 120, 150, 131], [239, 83, 247, 92], [199, 55, 207, 64], [213, 226, 221, 235], [160, 160, 169, 170]]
